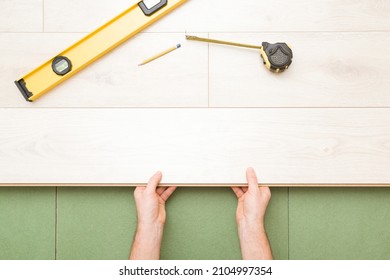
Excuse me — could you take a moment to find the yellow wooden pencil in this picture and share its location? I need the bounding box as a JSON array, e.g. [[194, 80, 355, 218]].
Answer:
[[139, 44, 181, 66]]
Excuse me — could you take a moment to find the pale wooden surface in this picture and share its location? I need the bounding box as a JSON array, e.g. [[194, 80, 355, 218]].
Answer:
[[1, 33, 209, 107], [1, 0, 390, 186], [0, 0, 43, 32], [0, 109, 390, 185], [43, 0, 390, 32], [209, 32, 390, 108], [4, 31, 390, 108]]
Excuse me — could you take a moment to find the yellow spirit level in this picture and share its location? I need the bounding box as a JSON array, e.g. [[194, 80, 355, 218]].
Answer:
[[15, 0, 187, 102]]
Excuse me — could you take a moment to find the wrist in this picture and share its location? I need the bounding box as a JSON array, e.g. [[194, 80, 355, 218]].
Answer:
[[130, 223, 164, 260], [237, 219, 265, 235], [135, 222, 164, 243], [237, 220, 272, 260]]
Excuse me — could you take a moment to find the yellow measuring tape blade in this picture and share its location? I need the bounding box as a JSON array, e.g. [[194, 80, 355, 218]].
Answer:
[[15, 0, 187, 102]]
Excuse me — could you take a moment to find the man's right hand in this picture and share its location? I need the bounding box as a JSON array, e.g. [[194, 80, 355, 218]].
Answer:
[[231, 168, 273, 260]]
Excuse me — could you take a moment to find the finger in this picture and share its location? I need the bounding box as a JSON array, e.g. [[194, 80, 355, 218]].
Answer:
[[134, 186, 146, 198], [146, 171, 162, 193], [156, 187, 167, 195], [242, 187, 248, 193], [246, 167, 259, 193], [135, 186, 146, 192], [231, 187, 244, 198], [160, 186, 177, 202]]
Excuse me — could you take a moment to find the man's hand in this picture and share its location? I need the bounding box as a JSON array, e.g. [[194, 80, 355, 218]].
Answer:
[[130, 171, 176, 260], [232, 168, 273, 260], [134, 171, 176, 226]]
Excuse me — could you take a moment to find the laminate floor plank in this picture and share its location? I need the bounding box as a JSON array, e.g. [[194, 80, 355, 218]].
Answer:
[[4, 32, 388, 108], [43, 0, 390, 33], [1, 33, 208, 107], [0, 109, 389, 186], [0, 0, 43, 32], [209, 32, 390, 108]]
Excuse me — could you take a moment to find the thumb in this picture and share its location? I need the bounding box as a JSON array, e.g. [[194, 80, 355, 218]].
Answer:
[[146, 171, 162, 193], [246, 167, 259, 193]]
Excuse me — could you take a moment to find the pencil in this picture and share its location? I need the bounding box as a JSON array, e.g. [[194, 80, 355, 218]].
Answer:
[[139, 44, 181, 66]]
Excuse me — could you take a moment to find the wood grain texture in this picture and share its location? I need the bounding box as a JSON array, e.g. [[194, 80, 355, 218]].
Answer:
[[44, 0, 390, 33], [0, 0, 42, 32], [44, 0, 133, 33], [0, 109, 389, 186], [1, 0, 389, 188], [4, 32, 390, 108], [209, 32, 390, 108], [1, 33, 208, 107]]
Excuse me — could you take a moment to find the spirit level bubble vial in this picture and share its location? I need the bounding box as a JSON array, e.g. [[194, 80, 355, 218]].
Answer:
[[14, 0, 187, 102]]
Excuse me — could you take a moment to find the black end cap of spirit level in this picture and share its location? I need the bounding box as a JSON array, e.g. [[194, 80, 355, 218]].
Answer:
[[138, 0, 168, 16], [15, 79, 33, 102]]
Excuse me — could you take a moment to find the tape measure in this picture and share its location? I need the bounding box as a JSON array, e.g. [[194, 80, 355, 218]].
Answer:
[[15, 0, 187, 102], [186, 35, 293, 73]]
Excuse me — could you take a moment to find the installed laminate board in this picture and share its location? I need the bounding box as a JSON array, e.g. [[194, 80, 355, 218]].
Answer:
[[289, 188, 390, 260], [0, 0, 42, 32], [0, 109, 389, 186], [209, 32, 390, 108], [1, 33, 208, 107], [4, 32, 389, 108], [44, 0, 131, 33], [44, 0, 390, 33]]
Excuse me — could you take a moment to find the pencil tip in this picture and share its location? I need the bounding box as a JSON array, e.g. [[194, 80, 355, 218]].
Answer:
[[177, 44, 181, 48]]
